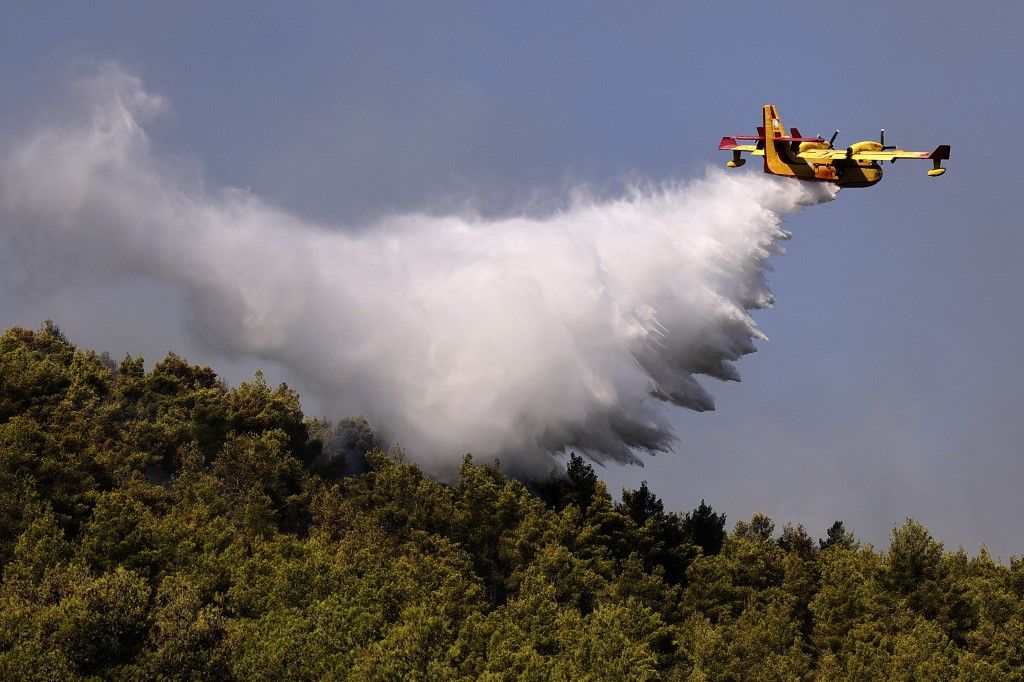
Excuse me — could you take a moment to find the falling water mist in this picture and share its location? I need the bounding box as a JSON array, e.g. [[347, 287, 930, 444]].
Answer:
[[0, 66, 837, 475]]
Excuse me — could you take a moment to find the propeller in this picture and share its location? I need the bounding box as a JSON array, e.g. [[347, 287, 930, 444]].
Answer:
[[828, 130, 839, 149], [880, 129, 896, 150]]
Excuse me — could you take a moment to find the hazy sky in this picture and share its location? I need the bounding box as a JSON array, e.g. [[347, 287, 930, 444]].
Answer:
[[2, 3, 1022, 556]]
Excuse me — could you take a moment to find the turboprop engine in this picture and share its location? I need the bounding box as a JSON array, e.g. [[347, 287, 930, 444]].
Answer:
[[846, 129, 895, 157]]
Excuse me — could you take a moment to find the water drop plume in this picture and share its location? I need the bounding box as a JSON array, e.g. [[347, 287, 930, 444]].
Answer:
[[0, 65, 837, 475]]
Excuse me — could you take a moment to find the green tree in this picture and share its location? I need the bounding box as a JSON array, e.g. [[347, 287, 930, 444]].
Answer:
[[1, 324, 1022, 679], [887, 518, 946, 620]]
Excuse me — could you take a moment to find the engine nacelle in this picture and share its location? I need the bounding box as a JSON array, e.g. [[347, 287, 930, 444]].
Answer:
[[846, 140, 884, 155], [798, 140, 830, 152]]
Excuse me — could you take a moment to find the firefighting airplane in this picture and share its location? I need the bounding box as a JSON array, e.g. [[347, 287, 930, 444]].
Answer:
[[719, 104, 949, 188]]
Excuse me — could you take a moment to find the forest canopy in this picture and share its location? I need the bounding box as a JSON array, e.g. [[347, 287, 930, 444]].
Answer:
[[0, 323, 1021, 680]]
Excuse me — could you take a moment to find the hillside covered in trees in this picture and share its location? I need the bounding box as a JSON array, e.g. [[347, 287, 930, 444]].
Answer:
[[1, 323, 1022, 680]]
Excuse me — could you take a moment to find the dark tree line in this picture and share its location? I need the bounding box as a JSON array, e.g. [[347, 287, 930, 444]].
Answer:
[[1, 323, 1022, 680]]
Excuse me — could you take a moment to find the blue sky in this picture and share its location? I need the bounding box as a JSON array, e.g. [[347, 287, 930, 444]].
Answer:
[[2, 2, 1022, 555]]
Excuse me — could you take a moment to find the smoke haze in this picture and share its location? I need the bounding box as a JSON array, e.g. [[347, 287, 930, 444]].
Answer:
[[1, 66, 836, 474]]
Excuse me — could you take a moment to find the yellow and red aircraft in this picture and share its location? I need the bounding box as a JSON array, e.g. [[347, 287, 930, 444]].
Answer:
[[719, 104, 949, 188]]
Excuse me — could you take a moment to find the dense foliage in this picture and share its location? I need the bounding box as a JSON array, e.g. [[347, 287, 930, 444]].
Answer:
[[1, 323, 1022, 680]]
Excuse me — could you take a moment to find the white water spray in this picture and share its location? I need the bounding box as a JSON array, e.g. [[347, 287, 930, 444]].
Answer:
[[1, 66, 836, 474]]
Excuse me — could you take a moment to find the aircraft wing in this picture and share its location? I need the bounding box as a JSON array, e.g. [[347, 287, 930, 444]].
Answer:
[[825, 145, 951, 163], [720, 135, 822, 150]]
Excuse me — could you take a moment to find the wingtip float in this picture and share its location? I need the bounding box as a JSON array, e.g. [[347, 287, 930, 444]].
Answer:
[[720, 104, 949, 187]]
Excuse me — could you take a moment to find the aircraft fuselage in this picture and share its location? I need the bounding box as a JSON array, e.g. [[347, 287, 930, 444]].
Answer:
[[768, 142, 884, 188]]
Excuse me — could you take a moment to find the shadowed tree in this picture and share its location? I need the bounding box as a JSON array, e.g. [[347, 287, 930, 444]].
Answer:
[[620, 481, 664, 527], [820, 520, 856, 551], [778, 523, 817, 560], [682, 500, 727, 557]]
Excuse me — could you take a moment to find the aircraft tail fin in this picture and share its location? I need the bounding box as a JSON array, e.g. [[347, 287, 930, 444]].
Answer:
[[763, 104, 785, 139], [762, 104, 786, 172]]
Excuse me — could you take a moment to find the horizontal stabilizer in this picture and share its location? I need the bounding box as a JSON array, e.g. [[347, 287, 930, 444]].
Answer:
[[773, 135, 824, 142], [718, 138, 758, 152], [726, 134, 824, 143]]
